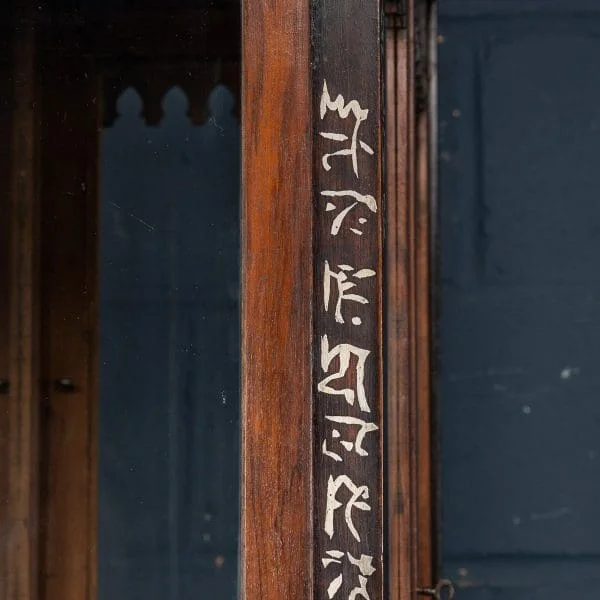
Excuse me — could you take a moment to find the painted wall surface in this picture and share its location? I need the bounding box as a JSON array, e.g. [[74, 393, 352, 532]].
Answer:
[[439, 0, 600, 597]]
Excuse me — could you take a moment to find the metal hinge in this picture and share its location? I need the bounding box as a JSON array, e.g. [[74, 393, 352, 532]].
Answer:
[[417, 579, 456, 600], [385, 0, 408, 31]]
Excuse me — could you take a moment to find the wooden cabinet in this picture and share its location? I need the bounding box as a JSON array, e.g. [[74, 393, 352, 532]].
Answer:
[[0, 2, 436, 599]]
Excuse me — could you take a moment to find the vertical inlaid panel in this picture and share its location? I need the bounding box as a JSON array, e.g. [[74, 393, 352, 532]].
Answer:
[[312, 3, 384, 599], [385, 3, 413, 599]]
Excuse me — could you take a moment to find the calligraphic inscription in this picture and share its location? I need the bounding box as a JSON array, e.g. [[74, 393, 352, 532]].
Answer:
[[312, 1, 383, 599]]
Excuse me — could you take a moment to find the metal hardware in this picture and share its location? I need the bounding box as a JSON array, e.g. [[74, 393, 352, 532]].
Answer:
[[385, 0, 408, 31], [54, 378, 76, 393], [0, 379, 9, 394], [417, 579, 455, 600]]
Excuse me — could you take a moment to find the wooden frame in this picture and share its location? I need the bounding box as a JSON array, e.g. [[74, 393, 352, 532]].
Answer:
[[0, 1, 437, 599], [241, 3, 313, 600], [385, 1, 437, 597], [1, 4, 41, 599], [242, 1, 436, 599]]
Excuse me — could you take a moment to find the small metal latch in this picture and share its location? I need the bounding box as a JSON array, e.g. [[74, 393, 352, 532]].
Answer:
[[417, 579, 455, 600], [385, 0, 408, 31]]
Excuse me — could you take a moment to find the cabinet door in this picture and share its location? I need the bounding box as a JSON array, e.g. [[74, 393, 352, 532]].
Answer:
[[2, 3, 243, 599], [0, 1, 435, 599], [385, 1, 438, 598]]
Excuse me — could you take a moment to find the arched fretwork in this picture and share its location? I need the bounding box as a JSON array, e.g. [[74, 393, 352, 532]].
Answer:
[[101, 61, 240, 127]]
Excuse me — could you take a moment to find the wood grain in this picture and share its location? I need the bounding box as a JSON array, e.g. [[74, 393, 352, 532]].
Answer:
[[39, 8, 239, 61], [0, 60, 12, 396], [385, 0, 437, 597], [241, 3, 313, 600], [2, 5, 41, 599], [311, 2, 384, 599], [38, 51, 99, 600], [0, 55, 14, 597]]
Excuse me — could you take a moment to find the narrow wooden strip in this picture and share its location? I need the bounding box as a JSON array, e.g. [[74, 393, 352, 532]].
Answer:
[[0, 56, 14, 599], [386, 1, 437, 597], [312, 2, 384, 599], [38, 54, 98, 600], [2, 5, 41, 599], [414, 0, 437, 588], [385, 3, 414, 599], [241, 3, 313, 600]]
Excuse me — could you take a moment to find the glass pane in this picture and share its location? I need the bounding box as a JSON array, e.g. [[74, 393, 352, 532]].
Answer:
[[1, 3, 240, 599], [438, 3, 600, 598], [99, 84, 240, 598]]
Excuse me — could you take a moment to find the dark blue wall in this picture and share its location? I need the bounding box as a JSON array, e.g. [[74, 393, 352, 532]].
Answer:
[[439, 1, 600, 597]]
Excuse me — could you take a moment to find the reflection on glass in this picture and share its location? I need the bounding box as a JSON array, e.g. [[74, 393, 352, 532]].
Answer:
[[98, 85, 240, 600]]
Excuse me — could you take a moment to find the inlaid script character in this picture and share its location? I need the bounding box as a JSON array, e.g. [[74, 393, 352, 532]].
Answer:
[[320, 190, 377, 236], [324, 474, 371, 542], [318, 335, 371, 413], [323, 261, 376, 326], [321, 550, 376, 600], [319, 80, 374, 178], [322, 415, 379, 462]]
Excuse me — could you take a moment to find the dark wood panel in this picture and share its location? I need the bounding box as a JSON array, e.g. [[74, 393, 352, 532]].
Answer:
[[43, 0, 238, 13], [1, 7, 41, 600], [0, 33, 12, 392], [413, 0, 437, 591], [38, 8, 240, 60], [311, 2, 384, 600], [241, 3, 312, 600], [39, 55, 99, 600]]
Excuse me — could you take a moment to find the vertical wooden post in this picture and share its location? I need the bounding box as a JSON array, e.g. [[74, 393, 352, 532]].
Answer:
[[413, 0, 438, 591], [1, 3, 41, 599], [312, 2, 384, 600], [241, 2, 313, 600]]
